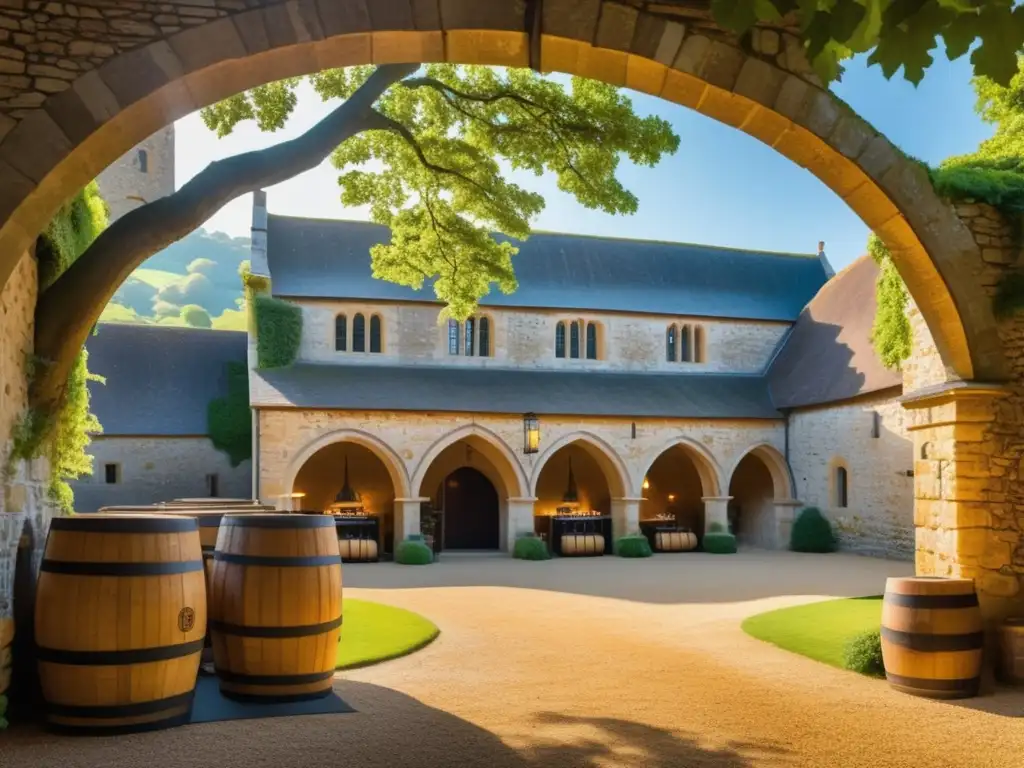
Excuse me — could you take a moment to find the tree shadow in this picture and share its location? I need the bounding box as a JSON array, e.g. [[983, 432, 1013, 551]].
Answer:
[[940, 684, 1024, 719]]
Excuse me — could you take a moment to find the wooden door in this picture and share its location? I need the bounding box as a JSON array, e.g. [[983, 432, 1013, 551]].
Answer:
[[442, 468, 499, 550]]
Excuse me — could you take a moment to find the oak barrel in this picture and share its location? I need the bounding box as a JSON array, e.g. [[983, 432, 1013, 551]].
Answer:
[[339, 538, 378, 563], [999, 618, 1024, 685], [655, 531, 698, 552], [209, 514, 342, 702], [881, 577, 983, 699], [0, 617, 11, 703], [561, 534, 605, 557], [35, 514, 206, 734]]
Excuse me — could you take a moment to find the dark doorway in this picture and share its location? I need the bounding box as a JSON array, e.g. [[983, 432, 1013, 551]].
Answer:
[[439, 467, 499, 550]]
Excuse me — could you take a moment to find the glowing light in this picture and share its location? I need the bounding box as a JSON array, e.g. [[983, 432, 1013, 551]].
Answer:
[[642, 477, 650, 490]]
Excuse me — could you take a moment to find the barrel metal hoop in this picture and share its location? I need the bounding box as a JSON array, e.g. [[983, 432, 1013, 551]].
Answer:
[[884, 592, 979, 609], [221, 515, 336, 529], [47, 710, 193, 736], [41, 560, 204, 577], [36, 638, 205, 665], [212, 553, 341, 568], [885, 672, 981, 694], [45, 691, 195, 719], [215, 669, 336, 685], [209, 615, 343, 638], [881, 626, 984, 652], [49, 516, 198, 533]]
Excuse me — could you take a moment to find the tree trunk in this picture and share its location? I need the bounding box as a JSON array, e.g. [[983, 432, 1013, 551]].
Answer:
[[30, 63, 417, 418]]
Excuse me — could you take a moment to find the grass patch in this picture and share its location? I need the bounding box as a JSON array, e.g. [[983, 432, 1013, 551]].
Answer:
[[337, 598, 439, 670], [99, 302, 145, 323], [133, 267, 185, 289], [741, 596, 882, 670]]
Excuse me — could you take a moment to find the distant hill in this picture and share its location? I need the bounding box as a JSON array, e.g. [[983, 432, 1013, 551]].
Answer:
[[101, 229, 250, 330]]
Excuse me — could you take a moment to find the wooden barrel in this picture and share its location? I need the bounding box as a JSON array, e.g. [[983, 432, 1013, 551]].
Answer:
[[562, 534, 605, 557], [999, 618, 1024, 685], [0, 616, 11, 703], [881, 577, 983, 699], [655, 531, 698, 552], [35, 514, 206, 734], [209, 514, 342, 702], [339, 538, 378, 562]]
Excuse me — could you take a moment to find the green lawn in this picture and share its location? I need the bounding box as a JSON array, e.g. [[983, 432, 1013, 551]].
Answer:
[[337, 598, 440, 670], [99, 302, 145, 323], [741, 596, 882, 669]]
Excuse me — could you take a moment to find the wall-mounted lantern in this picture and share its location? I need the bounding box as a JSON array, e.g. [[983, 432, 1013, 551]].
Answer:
[[523, 413, 540, 454]]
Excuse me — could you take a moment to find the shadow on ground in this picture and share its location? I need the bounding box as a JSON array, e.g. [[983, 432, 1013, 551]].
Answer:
[[0, 681, 790, 768]]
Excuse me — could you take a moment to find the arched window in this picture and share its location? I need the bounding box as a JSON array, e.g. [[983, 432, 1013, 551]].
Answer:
[[555, 322, 566, 358], [448, 319, 460, 355], [666, 324, 677, 362], [694, 326, 705, 363], [465, 317, 475, 356], [137, 149, 148, 173], [585, 322, 598, 360], [334, 314, 347, 352], [680, 325, 691, 362], [569, 321, 580, 359], [352, 313, 366, 352], [369, 315, 382, 353], [479, 317, 490, 357], [835, 466, 848, 508]]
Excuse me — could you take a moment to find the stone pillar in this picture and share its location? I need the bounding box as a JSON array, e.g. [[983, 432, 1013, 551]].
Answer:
[[702, 496, 733, 533], [610, 497, 643, 540], [773, 499, 803, 550], [393, 497, 427, 543], [902, 382, 1023, 634], [505, 497, 538, 552]]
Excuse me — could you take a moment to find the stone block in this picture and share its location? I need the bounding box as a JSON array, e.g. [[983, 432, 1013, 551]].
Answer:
[[170, 16, 247, 73], [314, 0, 371, 37], [367, 0, 417, 31], [542, 0, 601, 42], [697, 89, 754, 129], [98, 41, 184, 108], [672, 34, 710, 76], [447, 30, 527, 67], [0, 107, 69, 184], [594, 2, 637, 52], [732, 57, 786, 108], [698, 41, 745, 91], [440, 0, 525, 31], [800, 87, 840, 139], [772, 74, 809, 121], [660, 67, 706, 110], [979, 569, 1021, 598], [624, 55, 666, 96]]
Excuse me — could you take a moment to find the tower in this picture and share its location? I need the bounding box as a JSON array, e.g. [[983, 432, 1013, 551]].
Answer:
[[95, 124, 176, 223]]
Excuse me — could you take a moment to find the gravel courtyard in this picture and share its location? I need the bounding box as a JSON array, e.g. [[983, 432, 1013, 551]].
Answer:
[[3, 551, 1024, 768]]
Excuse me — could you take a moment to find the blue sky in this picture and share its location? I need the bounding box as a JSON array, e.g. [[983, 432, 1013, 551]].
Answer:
[[175, 53, 991, 273]]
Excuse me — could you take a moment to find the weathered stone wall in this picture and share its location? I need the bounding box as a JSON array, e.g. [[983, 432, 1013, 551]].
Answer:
[[789, 390, 914, 560], [297, 299, 790, 375], [94, 123, 174, 222], [68, 435, 252, 510]]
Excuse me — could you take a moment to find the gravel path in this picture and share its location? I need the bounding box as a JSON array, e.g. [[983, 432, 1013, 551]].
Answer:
[[3, 551, 1023, 768]]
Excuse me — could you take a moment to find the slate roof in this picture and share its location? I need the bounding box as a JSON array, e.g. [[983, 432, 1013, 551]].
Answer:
[[250, 364, 781, 420], [767, 255, 901, 409], [265, 215, 828, 322], [86, 324, 247, 435]]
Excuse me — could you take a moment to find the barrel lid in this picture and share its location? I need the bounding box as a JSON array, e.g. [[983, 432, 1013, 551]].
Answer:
[[50, 514, 199, 533], [885, 576, 976, 596], [221, 513, 336, 529]]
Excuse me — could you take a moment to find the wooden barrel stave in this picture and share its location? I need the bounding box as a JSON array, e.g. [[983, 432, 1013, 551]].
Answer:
[[881, 577, 983, 699], [339, 538, 378, 562], [210, 514, 342, 702], [0, 617, 12, 699], [34, 515, 205, 734]]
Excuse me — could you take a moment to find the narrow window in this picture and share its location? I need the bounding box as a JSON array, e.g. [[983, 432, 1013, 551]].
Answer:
[[680, 325, 691, 362], [666, 324, 677, 362], [352, 313, 366, 352], [369, 315, 382, 353], [104, 463, 120, 485], [694, 326, 705, 363], [137, 149, 148, 173], [334, 314, 347, 352], [555, 322, 566, 358], [871, 411, 881, 439], [479, 317, 490, 357], [465, 317, 475, 356], [836, 466, 848, 508], [569, 321, 580, 359], [586, 322, 598, 360], [448, 319, 460, 355], [206, 473, 220, 498]]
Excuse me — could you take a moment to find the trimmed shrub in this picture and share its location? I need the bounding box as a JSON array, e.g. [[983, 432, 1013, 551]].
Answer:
[[707, 521, 726, 534], [790, 507, 838, 553], [395, 538, 433, 565], [253, 294, 303, 369], [615, 535, 653, 558], [843, 629, 885, 678], [703, 532, 737, 554], [513, 536, 551, 561]]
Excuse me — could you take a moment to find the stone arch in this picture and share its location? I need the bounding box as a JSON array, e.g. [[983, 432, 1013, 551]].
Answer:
[[411, 424, 528, 500], [284, 428, 411, 501], [638, 436, 723, 498], [530, 431, 630, 499], [727, 443, 794, 501], [0, 7, 1002, 382]]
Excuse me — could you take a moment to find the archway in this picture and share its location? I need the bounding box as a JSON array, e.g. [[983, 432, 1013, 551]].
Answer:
[[727, 444, 794, 549], [639, 440, 722, 536], [0, 7, 1001, 386], [434, 467, 500, 550]]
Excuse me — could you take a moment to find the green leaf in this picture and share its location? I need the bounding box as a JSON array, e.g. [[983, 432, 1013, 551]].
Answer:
[[710, 0, 760, 33], [971, 5, 1024, 86], [830, 0, 867, 41], [846, 0, 885, 53], [942, 11, 978, 60], [754, 0, 784, 22]]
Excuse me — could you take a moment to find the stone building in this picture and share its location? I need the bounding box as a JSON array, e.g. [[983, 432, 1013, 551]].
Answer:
[[95, 125, 175, 223]]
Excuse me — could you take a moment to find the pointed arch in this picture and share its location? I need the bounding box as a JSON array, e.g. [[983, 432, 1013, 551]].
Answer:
[[284, 428, 411, 500], [352, 313, 366, 353], [369, 314, 382, 353], [666, 324, 677, 362], [411, 424, 528, 500], [639, 436, 723, 498], [555, 321, 566, 358], [529, 431, 630, 499], [726, 443, 795, 501]]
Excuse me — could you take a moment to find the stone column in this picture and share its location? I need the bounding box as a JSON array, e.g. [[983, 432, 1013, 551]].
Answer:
[[393, 497, 427, 543], [702, 496, 733, 533], [610, 497, 643, 540], [505, 497, 538, 552], [773, 499, 803, 550], [902, 382, 1022, 635]]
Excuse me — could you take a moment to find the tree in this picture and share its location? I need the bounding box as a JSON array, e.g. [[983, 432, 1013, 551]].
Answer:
[[180, 304, 213, 329]]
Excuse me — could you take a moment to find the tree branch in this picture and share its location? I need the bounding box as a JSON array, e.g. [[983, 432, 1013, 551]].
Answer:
[[30, 63, 418, 416]]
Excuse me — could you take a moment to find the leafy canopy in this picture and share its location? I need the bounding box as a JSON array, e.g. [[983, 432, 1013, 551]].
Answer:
[[202, 65, 679, 321], [710, 0, 1024, 86]]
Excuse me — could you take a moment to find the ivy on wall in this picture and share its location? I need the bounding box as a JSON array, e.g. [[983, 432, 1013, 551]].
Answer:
[[868, 235, 912, 371], [253, 294, 302, 369], [207, 361, 252, 467]]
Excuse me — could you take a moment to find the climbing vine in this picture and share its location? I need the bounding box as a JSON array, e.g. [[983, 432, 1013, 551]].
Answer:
[[207, 361, 252, 466], [253, 294, 302, 369], [868, 235, 912, 370], [9, 183, 106, 513]]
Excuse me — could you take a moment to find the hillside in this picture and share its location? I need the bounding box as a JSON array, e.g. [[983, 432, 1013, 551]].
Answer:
[[101, 228, 250, 330]]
